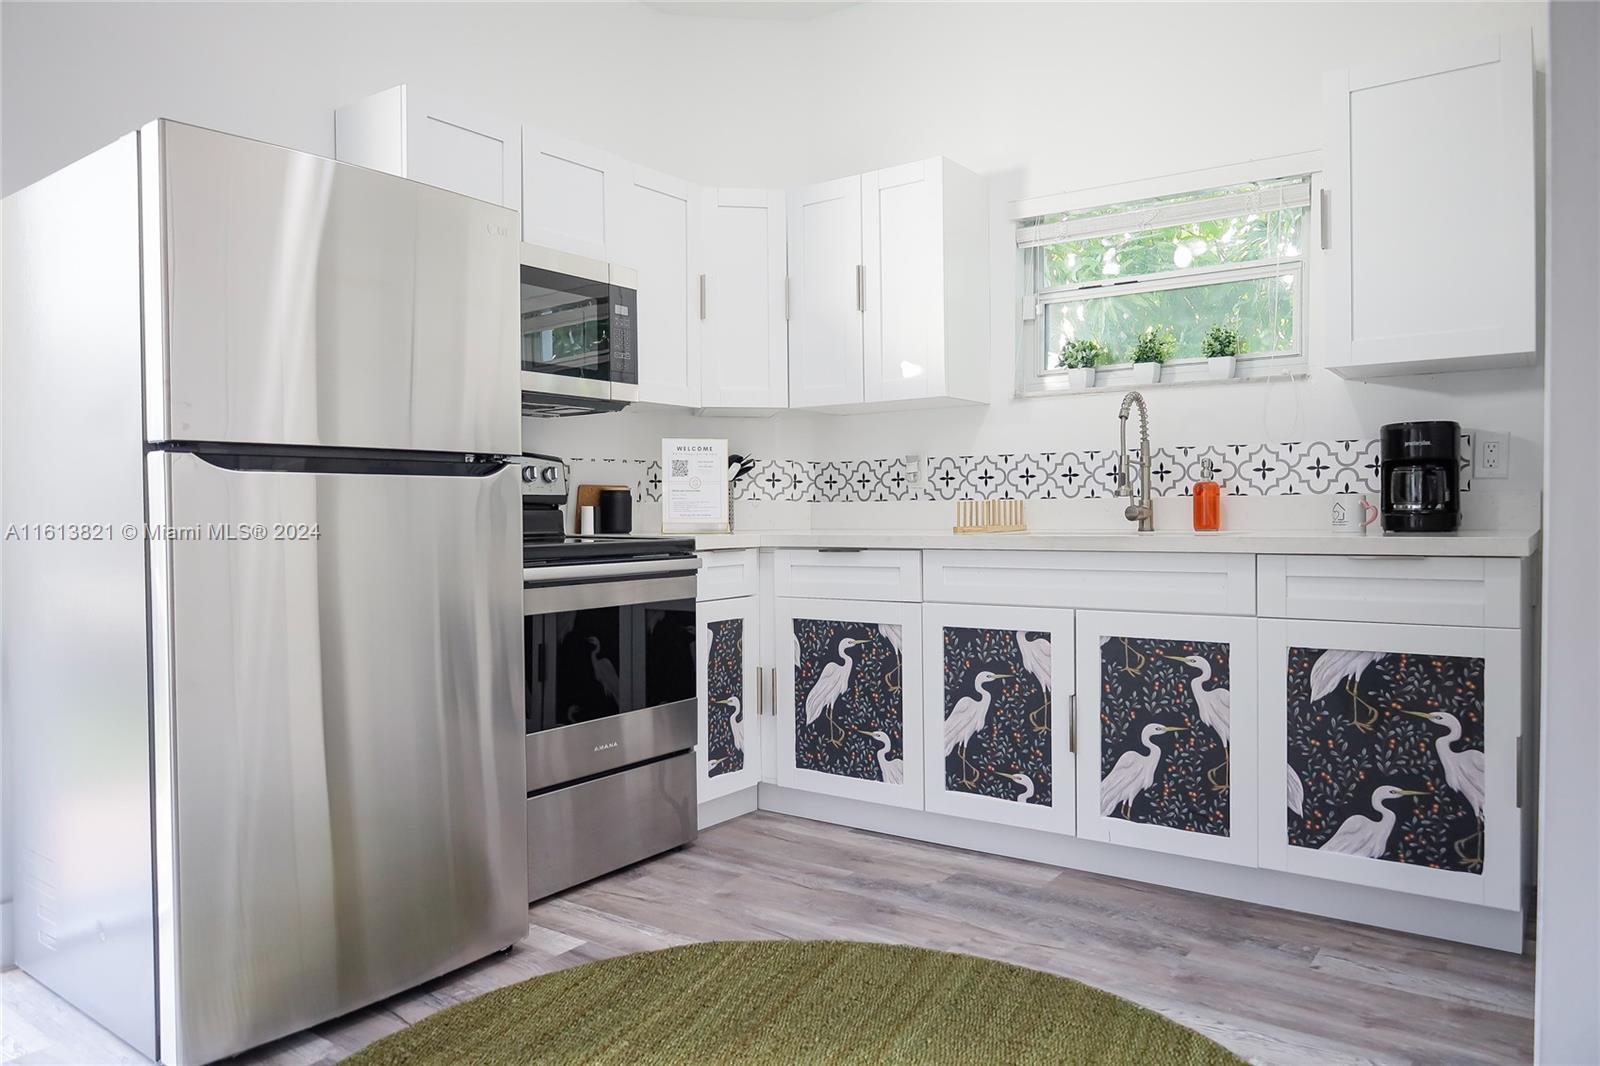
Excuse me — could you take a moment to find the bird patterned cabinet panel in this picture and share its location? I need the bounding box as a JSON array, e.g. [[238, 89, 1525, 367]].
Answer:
[[698, 595, 761, 802], [920, 603, 1076, 834], [774, 597, 924, 809], [1257, 619, 1524, 909], [1075, 610, 1260, 868]]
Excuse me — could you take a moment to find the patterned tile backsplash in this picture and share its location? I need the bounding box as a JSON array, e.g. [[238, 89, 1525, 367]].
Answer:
[[569, 434, 1475, 504]]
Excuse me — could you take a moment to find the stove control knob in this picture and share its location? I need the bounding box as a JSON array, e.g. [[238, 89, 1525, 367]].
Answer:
[[539, 467, 561, 485], [521, 465, 538, 483]]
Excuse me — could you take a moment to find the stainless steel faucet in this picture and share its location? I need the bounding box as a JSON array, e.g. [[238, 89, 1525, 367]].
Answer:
[[1116, 390, 1154, 532]]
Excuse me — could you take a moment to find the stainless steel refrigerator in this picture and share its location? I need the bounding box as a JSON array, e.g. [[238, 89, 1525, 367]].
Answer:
[[1, 121, 527, 1064]]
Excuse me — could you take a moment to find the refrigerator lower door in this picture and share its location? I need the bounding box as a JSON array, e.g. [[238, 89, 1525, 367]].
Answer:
[[145, 119, 520, 455], [146, 451, 525, 1066]]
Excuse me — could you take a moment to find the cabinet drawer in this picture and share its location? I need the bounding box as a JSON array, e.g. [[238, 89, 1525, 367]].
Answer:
[[923, 551, 1255, 616], [774, 549, 921, 602], [697, 549, 760, 601], [1257, 555, 1524, 628]]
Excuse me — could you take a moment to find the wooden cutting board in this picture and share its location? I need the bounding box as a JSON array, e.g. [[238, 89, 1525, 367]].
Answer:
[[574, 484, 631, 533]]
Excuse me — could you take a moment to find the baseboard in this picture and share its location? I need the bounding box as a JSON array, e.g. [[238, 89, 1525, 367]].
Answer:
[[757, 784, 1526, 953], [1, 899, 14, 970], [698, 787, 759, 830]]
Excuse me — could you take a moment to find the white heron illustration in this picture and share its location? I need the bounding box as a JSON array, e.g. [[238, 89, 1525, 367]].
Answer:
[[999, 771, 1035, 803], [1287, 765, 1305, 817], [587, 636, 620, 704], [855, 728, 904, 785], [1309, 649, 1386, 732], [944, 670, 1011, 787], [1404, 709, 1486, 868], [1100, 723, 1188, 819], [804, 637, 867, 746], [713, 696, 745, 753], [879, 624, 903, 692], [1163, 653, 1231, 792], [1319, 784, 1427, 858], [1016, 631, 1052, 733]]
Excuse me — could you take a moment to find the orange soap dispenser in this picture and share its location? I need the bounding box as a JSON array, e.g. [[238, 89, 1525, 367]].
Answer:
[[1193, 459, 1221, 532]]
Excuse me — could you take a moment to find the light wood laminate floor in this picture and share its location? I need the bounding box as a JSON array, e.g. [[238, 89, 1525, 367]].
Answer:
[[1, 811, 1534, 1065]]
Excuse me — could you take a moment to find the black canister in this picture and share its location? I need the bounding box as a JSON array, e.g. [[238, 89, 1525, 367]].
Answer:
[[1380, 421, 1461, 533], [597, 488, 633, 534]]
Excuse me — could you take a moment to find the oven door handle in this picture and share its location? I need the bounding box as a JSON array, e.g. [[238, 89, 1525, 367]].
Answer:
[[522, 557, 700, 585], [524, 573, 698, 614]]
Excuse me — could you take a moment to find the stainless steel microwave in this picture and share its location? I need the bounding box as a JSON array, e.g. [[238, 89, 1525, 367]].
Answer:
[[519, 243, 638, 416]]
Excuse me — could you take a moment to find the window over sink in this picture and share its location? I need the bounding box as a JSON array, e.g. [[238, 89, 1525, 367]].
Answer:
[[1016, 173, 1312, 395]]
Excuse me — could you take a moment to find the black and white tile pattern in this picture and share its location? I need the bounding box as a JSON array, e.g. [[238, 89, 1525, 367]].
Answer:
[[570, 432, 1475, 504]]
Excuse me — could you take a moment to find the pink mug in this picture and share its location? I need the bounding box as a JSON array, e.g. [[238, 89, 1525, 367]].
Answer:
[[1331, 494, 1379, 534]]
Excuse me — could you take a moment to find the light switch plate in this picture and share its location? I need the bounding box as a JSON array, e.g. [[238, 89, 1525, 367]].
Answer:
[[1474, 430, 1510, 479], [904, 454, 924, 490]]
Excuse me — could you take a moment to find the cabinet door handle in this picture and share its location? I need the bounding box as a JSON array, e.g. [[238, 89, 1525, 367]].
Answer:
[[698, 274, 707, 321], [855, 264, 865, 312], [770, 665, 778, 722], [755, 666, 764, 717], [784, 277, 792, 321], [1515, 735, 1523, 808], [1319, 189, 1332, 250], [1068, 694, 1076, 754]]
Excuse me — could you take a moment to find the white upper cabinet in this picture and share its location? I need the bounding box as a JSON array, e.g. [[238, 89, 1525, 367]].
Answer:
[[789, 159, 989, 412], [787, 175, 866, 408], [862, 159, 988, 405], [610, 163, 701, 407], [1322, 31, 1536, 378], [334, 86, 519, 209], [699, 189, 788, 412], [521, 126, 623, 261]]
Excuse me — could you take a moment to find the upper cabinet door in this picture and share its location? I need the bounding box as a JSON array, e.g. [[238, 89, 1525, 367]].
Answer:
[[1323, 31, 1535, 378], [862, 161, 942, 403], [612, 164, 701, 407], [1075, 610, 1259, 868], [787, 176, 865, 408], [700, 189, 789, 411], [521, 127, 622, 261], [334, 86, 519, 210]]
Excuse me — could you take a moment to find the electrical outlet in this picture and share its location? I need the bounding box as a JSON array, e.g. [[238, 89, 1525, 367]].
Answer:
[[904, 454, 924, 490], [1475, 431, 1510, 479]]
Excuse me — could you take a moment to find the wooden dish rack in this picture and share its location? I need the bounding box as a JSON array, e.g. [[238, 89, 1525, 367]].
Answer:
[[953, 499, 1026, 534]]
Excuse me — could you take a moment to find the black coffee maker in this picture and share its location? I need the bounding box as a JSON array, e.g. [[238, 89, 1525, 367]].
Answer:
[[1380, 421, 1461, 533]]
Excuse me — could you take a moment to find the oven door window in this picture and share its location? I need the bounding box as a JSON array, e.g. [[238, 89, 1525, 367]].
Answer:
[[527, 591, 697, 732], [521, 264, 611, 380]]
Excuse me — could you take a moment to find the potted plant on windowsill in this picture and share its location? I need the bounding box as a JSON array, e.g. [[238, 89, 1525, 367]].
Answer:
[[1056, 338, 1112, 389], [1202, 322, 1243, 380], [1127, 326, 1173, 384]]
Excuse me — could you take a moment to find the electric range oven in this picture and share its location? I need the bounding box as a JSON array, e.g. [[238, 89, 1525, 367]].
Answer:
[[519, 454, 699, 900]]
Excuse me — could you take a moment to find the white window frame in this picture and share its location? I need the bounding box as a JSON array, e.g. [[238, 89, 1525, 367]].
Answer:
[[1012, 154, 1325, 398]]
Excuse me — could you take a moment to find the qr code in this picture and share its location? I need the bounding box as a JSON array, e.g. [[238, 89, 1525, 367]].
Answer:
[[670, 459, 689, 477]]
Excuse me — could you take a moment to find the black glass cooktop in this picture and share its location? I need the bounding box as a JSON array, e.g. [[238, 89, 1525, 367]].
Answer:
[[522, 534, 698, 570]]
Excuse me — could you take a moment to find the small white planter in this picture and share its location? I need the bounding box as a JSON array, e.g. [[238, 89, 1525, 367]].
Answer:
[[1205, 355, 1238, 380], [1126, 362, 1163, 385], [1064, 367, 1097, 389]]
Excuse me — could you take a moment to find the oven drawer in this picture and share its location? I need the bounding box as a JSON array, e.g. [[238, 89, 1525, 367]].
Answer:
[[527, 751, 697, 901], [525, 697, 696, 793]]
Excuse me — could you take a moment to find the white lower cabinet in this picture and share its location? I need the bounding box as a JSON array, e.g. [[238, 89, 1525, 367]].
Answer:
[[1075, 610, 1260, 867], [921, 603, 1075, 834], [1257, 618, 1523, 908], [774, 596, 923, 809], [698, 595, 761, 801]]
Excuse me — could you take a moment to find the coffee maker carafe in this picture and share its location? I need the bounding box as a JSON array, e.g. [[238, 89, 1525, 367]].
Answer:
[[1380, 421, 1461, 533]]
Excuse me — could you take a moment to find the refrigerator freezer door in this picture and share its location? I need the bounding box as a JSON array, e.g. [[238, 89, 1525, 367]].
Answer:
[[146, 451, 526, 1065], [144, 120, 520, 455]]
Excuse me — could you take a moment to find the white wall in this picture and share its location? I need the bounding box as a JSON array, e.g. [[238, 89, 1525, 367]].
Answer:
[[1534, 1, 1600, 1060], [0, 1, 1549, 493]]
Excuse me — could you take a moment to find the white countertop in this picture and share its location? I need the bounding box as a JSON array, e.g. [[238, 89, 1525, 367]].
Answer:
[[687, 527, 1540, 558]]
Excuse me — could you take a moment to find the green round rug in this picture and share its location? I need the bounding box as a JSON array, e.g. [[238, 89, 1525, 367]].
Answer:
[[344, 941, 1244, 1065]]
